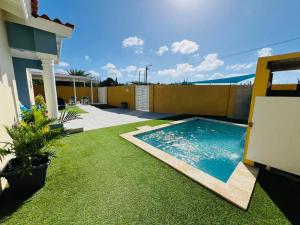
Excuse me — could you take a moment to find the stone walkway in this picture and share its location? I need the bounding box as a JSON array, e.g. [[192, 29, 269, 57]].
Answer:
[[64, 105, 173, 131]]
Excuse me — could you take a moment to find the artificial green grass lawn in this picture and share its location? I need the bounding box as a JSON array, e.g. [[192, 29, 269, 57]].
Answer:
[[61, 105, 87, 114], [0, 118, 291, 225]]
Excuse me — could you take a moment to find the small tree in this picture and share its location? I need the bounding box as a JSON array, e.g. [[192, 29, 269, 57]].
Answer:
[[67, 69, 90, 77], [100, 77, 118, 87]]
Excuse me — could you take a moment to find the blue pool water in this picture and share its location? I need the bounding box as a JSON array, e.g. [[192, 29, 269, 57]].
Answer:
[[135, 119, 246, 182]]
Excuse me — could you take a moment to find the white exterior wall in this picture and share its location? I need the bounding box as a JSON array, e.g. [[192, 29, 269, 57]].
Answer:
[[0, 9, 19, 117], [0, 84, 17, 192], [0, 9, 20, 192], [247, 97, 300, 176]]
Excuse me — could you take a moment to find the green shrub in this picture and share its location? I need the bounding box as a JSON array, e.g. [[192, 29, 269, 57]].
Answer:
[[35, 94, 46, 115], [35, 94, 46, 106], [0, 109, 64, 173]]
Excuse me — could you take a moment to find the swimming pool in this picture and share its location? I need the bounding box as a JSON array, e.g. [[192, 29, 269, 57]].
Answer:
[[121, 117, 258, 209], [135, 118, 246, 182]]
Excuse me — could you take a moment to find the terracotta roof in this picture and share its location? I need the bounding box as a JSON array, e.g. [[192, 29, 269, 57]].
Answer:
[[31, 0, 74, 29]]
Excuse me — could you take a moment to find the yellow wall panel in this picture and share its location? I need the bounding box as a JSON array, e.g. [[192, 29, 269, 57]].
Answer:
[[152, 85, 235, 116], [107, 85, 135, 109], [272, 84, 297, 90]]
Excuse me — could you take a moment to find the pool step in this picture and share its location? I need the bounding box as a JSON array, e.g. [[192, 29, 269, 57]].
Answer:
[[136, 125, 152, 131]]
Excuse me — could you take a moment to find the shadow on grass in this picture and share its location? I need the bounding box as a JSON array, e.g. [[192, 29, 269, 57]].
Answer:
[[257, 170, 300, 225], [0, 189, 35, 223]]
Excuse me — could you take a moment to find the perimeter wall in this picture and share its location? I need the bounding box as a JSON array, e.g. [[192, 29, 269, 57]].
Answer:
[[107, 84, 252, 119], [33, 84, 295, 120]]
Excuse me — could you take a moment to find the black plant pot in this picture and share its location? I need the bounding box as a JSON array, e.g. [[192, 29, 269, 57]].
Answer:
[[120, 102, 128, 109], [0, 156, 51, 195]]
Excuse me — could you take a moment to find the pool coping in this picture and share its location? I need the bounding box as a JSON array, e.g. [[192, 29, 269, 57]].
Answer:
[[121, 117, 259, 210]]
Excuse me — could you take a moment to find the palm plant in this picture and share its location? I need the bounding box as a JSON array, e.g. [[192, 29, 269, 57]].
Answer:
[[67, 69, 90, 77], [0, 109, 64, 174]]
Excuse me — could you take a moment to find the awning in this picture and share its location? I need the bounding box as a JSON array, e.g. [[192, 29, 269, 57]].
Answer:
[[30, 69, 95, 82], [188, 73, 255, 84]]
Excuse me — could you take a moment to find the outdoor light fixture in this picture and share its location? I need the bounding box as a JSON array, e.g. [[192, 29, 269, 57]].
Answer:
[[145, 65, 152, 84]]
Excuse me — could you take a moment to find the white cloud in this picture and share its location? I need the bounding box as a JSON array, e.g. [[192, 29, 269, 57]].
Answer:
[[257, 47, 272, 57], [226, 63, 255, 71], [102, 63, 122, 78], [122, 36, 144, 55], [177, 63, 194, 74], [101, 64, 147, 80], [137, 67, 145, 73], [158, 63, 195, 77], [127, 68, 145, 79], [157, 53, 224, 78], [122, 36, 144, 47], [107, 70, 122, 79], [121, 65, 137, 74], [84, 55, 91, 61], [207, 72, 245, 80], [195, 53, 224, 72], [158, 69, 179, 77], [102, 63, 117, 71], [58, 61, 69, 67], [56, 68, 68, 74], [88, 70, 99, 77], [157, 46, 169, 56], [171, 39, 199, 55], [194, 74, 205, 78]]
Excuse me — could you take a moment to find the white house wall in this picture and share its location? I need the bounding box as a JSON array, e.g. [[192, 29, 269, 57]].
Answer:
[[0, 9, 19, 117], [0, 84, 17, 192], [0, 9, 21, 193]]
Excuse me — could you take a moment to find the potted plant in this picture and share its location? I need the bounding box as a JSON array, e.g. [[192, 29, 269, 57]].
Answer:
[[120, 102, 128, 109], [0, 108, 64, 194]]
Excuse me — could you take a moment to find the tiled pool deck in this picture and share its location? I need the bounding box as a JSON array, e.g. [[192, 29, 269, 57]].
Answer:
[[121, 117, 259, 210], [64, 105, 173, 131]]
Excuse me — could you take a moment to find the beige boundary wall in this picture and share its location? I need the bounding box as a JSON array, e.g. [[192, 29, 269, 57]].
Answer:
[[107, 84, 250, 118], [106, 84, 296, 118], [152, 85, 237, 116], [107, 85, 136, 110], [33, 83, 297, 119]]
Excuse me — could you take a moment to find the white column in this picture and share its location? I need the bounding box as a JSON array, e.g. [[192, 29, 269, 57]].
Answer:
[[41, 58, 58, 118], [90, 79, 93, 104], [73, 78, 77, 104]]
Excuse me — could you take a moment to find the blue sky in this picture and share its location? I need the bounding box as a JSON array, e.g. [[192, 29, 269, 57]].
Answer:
[[40, 0, 300, 84]]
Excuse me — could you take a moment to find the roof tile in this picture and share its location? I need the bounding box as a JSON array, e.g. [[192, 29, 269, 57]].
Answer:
[[31, 0, 74, 29]]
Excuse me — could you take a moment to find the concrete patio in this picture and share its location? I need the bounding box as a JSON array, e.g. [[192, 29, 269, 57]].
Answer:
[[64, 105, 173, 131]]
